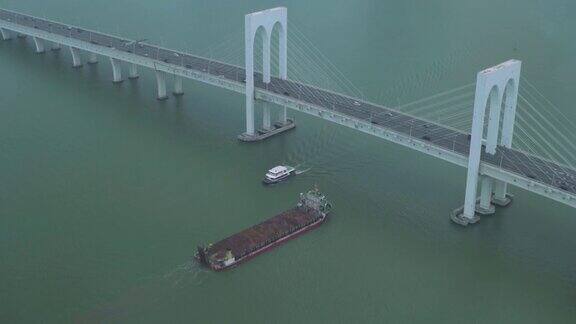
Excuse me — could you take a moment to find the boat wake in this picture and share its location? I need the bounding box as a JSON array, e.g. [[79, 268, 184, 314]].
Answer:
[[289, 163, 311, 175], [295, 167, 311, 175], [163, 259, 209, 288]]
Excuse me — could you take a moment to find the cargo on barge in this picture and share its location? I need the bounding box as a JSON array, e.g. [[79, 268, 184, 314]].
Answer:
[[196, 189, 332, 271]]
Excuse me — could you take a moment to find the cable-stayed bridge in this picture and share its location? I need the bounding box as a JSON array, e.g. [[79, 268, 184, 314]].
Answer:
[[1, 7, 575, 226]]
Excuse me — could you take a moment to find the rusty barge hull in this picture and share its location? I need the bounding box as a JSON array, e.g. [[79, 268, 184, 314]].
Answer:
[[199, 207, 326, 271]]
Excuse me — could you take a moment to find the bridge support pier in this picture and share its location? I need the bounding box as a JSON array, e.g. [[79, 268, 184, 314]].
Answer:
[[239, 100, 295, 142], [451, 60, 521, 226], [128, 64, 139, 79], [1, 28, 11, 40], [88, 53, 98, 64], [243, 98, 255, 137], [493, 182, 512, 206], [477, 176, 496, 215], [51, 42, 61, 51], [110, 58, 122, 83], [173, 75, 183, 96], [263, 103, 272, 130], [17, 33, 26, 39], [279, 107, 288, 124], [69, 47, 82, 68], [155, 70, 168, 100], [33, 37, 45, 54]]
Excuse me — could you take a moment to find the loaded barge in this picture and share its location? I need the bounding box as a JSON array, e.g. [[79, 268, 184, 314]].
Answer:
[[196, 189, 331, 271]]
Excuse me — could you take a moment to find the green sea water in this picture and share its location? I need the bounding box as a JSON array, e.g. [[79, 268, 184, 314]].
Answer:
[[1, 0, 575, 323]]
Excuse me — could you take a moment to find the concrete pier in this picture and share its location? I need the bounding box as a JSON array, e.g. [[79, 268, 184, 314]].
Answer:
[[33, 37, 45, 53], [109, 58, 122, 83], [69, 47, 82, 68], [263, 102, 272, 130], [493, 182, 513, 206], [0, 28, 11, 40], [51, 42, 61, 51], [128, 63, 139, 79], [155, 70, 168, 100], [88, 52, 98, 64], [279, 107, 288, 124], [173, 75, 183, 96], [476, 176, 496, 215]]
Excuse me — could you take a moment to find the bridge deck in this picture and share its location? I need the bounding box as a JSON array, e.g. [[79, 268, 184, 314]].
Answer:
[[1, 8, 575, 197]]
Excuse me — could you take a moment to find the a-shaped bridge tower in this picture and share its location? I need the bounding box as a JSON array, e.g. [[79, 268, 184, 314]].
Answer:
[[452, 60, 521, 225], [239, 7, 294, 141]]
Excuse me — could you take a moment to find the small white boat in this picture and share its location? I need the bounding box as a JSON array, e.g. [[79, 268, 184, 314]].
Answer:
[[263, 165, 296, 184]]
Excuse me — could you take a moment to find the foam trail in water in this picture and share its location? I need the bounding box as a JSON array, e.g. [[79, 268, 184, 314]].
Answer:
[[163, 259, 208, 288], [295, 168, 311, 175]]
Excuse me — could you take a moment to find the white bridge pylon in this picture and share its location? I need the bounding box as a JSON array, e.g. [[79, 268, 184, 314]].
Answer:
[[242, 7, 289, 139], [452, 60, 522, 226]]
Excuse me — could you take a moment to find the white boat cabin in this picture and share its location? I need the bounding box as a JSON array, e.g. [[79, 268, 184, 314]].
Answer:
[[266, 166, 292, 180]]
